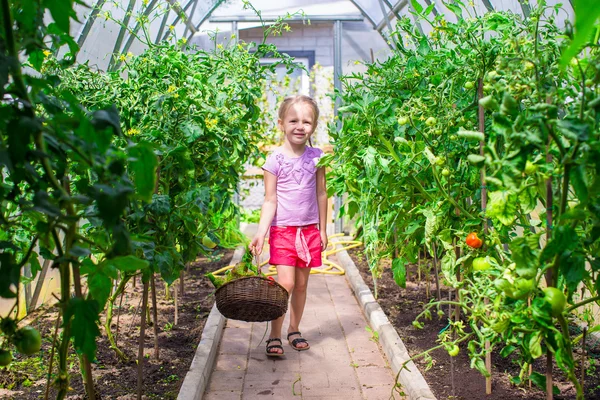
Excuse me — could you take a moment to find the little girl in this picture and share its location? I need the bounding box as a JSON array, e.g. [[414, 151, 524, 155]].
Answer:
[[250, 95, 328, 357]]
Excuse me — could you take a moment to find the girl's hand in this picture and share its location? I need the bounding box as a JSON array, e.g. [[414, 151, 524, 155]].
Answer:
[[250, 235, 264, 256], [320, 230, 328, 252]]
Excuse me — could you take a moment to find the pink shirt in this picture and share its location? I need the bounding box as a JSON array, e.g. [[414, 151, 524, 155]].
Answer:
[[263, 146, 324, 227]]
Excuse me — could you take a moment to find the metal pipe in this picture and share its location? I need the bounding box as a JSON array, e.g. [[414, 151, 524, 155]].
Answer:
[[76, 0, 108, 47], [376, 0, 407, 32], [183, 0, 199, 38], [333, 19, 344, 234], [108, 0, 137, 71], [114, 0, 160, 69], [377, 0, 395, 49], [209, 15, 365, 23], [155, 8, 170, 44]]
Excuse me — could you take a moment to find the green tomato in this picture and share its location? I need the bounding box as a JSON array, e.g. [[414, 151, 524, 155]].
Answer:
[[434, 129, 442, 136], [425, 117, 437, 127], [494, 278, 512, 293], [449, 134, 457, 141], [464, 81, 475, 90], [447, 345, 459, 357], [524, 160, 538, 175], [479, 95, 499, 111], [0, 349, 12, 367], [524, 61, 535, 71], [486, 70, 499, 80], [441, 168, 450, 177], [398, 116, 409, 125], [202, 236, 217, 249], [14, 326, 42, 356], [509, 278, 535, 300], [585, 79, 594, 87], [543, 287, 566, 316], [472, 257, 492, 271], [435, 156, 446, 166]]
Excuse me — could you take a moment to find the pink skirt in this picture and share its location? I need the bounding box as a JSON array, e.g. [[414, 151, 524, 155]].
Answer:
[[269, 225, 323, 268]]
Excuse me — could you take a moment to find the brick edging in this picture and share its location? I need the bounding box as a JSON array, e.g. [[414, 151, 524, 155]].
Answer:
[[333, 238, 437, 400], [177, 246, 245, 400]]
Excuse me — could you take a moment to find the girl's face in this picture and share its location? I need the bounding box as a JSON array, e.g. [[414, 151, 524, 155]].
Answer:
[[278, 102, 316, 147]]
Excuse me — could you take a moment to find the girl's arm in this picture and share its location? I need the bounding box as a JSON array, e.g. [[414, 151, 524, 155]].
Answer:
[[250, 171, 277, 256], [316, 166, 328, 251]]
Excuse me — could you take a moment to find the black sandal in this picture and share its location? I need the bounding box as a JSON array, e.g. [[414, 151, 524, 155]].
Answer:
[[287, 331, 310, 351], [265, 338, 284, 357]]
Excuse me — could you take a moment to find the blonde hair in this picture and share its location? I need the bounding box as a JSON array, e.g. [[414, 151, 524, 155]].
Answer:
[[278, 95, 320, 127]]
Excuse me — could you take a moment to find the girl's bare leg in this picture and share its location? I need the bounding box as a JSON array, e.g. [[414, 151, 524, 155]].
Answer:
[[268, 265, 296, 354], [288, 267, 311, 349]]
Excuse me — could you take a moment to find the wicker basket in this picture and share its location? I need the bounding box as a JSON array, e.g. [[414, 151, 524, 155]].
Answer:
[[215, 276, 289, 322]]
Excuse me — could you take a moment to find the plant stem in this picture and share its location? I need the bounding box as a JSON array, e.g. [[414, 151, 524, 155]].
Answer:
[[105, 276, 131, 361], [565, 295, 600, 313]]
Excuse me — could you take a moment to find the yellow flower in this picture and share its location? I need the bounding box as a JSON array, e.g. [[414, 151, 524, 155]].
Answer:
[[173, 93, 179, 98], [230, 33, 236, 39], [284, 25, 291, 32], [181, 37, 187, 44], [119, 54, 126, 62], [127, 128, 141, 136], [217, 44, 223, 50], [43, 50, 52, 57], [169, 25, 175, 32], [143, 0, 148, 4], [127, 52, 133, 58], [168, 85, 177, 93]]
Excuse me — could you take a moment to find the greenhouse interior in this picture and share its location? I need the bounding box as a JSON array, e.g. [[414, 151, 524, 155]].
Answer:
[[1, 0, 599, 399]]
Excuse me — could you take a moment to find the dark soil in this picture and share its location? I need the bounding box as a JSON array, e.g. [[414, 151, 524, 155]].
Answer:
[[346, 247, 600, 400], [0, 249, 234, 400]]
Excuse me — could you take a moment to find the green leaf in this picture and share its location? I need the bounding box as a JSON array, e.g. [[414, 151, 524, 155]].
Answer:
[[570, 164, 589, 203], [43, 0, 74, 33], [561, 253, 587, 298], [91, 105, 122, 139], [88, 272, 112, 310], [391, 258, 406, 288], [128, 143, 158, 202], [510, 236, 539, 279], [65, 298, 101, 359], [540, 226, 578, 262], [530, 372, 560, 395], [560, 0, 600, 68], [181, 122, 204, 143], [471, 358, 491, 377], [107, 255, 149, 272], [486, 191, 518, 226], [28, 51, 45, 71], [0, 253, 19, 298], [146, 194, 171, 216], [467, 154, 485, 165], [528, 332, 543, 359], [556, 119, 590, 142], [410, 0, 423, 14]]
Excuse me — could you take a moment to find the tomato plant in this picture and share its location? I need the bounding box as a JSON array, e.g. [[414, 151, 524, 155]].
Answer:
[[327, 2, 600, 398]]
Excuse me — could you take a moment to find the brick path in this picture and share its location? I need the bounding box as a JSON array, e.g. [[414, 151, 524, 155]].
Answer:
[[204, 267, 403, 399]]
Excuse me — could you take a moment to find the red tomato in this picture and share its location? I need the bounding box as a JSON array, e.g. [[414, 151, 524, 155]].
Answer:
[[466, 232, 483, 249]]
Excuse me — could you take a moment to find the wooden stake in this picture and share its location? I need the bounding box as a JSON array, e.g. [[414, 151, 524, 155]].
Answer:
[[432, 242, 442, 300], [174, 280, 179, 326], [180, 270, 185, 297], [137, 280, 149, 400], [151, 274, 159, 360], [477, 78, 492, 395], [44, 311, 62, 400]]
